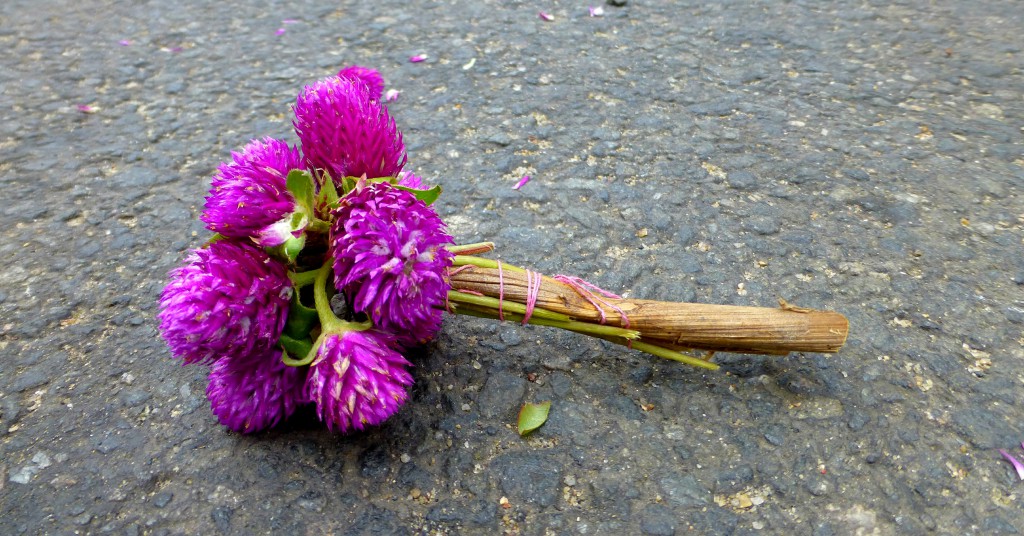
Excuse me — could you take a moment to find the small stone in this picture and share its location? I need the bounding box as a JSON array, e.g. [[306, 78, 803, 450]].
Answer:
[[640, 504, 677, 536], [564, 475, 577, 486], [400, 453, 412, 463], [153, 491, 173, 508], [211, 506, 233, 533], [410, 488, 422, 499], [606, 0, 627, 5]]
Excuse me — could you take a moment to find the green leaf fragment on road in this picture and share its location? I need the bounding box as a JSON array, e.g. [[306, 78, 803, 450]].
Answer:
[[517, 401, 551, 436]]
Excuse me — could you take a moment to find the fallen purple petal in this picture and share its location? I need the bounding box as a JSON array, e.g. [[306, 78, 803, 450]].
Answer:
[[275, 28, 286, 36], [513, 175, 531, 190], [539, 11, 554, 21], [385, 89, 400, 102], [76, 104, 96, 114], [409, 54, 427, 63], [589, 6, 605, 17], [1000, 449, 1024, 480], [118, 40, 132, 46]]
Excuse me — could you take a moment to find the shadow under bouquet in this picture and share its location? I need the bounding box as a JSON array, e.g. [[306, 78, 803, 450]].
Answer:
[[158, 66, 848, 435]]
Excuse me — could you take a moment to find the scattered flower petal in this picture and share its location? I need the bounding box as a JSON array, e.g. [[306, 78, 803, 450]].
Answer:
[[282, 19, 299, 24], [275, 28, 286, 36], [409, 54, 427, 63], [118, 40, 132, 46], [1001, 449, 1024, 480], [589, 6, 605, 16], [76, 104, 97, 114], [513, 175, 531, 190], [539, 11, 554, 21], [385, 89, 401, 102]]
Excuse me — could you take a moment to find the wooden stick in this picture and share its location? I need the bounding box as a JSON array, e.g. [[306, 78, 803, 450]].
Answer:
[[449, 266, 849, 355]]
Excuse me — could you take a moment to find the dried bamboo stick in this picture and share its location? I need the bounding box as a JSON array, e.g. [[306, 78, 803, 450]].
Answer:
[[448, 265, 849, 356]]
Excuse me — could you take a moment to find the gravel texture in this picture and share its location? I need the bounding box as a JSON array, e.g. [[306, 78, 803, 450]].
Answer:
[[1, 0, 1022, 534]]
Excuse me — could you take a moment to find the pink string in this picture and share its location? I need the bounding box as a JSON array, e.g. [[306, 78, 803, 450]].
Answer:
[[522, 269, 541, 325], [456, 289, 484, 296], [497, 261, 505, 321], [448, 265, 474, 277], [553, 274, 630, 328]]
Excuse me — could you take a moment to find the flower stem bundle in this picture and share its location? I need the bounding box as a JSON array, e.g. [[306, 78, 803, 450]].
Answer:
[[445, 243, 848, 369]]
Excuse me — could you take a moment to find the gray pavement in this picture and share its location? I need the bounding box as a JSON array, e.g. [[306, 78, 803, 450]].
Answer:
[[1, 0, 1023, 534]]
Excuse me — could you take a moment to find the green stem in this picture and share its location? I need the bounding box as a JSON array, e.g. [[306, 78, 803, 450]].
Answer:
[[288, 268, 320, 288], [312, 260, 371, 333], [448, 290, 572, 322], [449, 301, 640, 341], [449, 299, 718, 371], [623, 340, 719, 371], [282, 332, 324, 367], [452, 255, 526, 272], [447, 242, 496, 255]]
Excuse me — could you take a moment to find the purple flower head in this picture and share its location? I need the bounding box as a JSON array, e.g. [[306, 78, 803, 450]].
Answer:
[[207, 348, 307, 434], [159, 240, 292, 365], [201, 138, 305, 246], [293, 76, 407, 184], [330, 183, 454, 346], [305, 330, 413, 432], [337, 65, 386, 100]]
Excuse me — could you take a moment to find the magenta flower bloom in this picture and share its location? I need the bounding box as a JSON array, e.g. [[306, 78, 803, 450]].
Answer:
[[337, 65, 386, 100], [201, 137, 305, 246], [331, 183, 454, 346], [293, 76, 407, 183], [305, 330, 413, 433], [207, 348, 307, 433], [158, 240, 292, 365]]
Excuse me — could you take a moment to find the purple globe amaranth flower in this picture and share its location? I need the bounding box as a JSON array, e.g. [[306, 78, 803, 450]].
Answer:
[[159, 240, 292, 365], [330, 183, 454, 347], [207, 348, 307, 434], [201, 137, 306, 247], [337, 65, 385, 100], [293, 76, 407, 184], [305, 330, 413, 433]]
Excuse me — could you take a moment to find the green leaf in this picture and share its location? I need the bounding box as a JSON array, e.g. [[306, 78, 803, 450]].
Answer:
[[517, 401, 551, 436], [394, 184, 443, 205], [203, 233, 228, 247], [278, 333, 314, 364], [280, 234, 303, 264], [317, 174, 340, 207], [340, 176, 359, 195], [283, 291, 319, 339], [286, 170, 316, 214]]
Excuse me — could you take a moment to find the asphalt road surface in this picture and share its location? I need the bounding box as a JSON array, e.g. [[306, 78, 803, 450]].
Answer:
[[1, 0, 1022, 534]]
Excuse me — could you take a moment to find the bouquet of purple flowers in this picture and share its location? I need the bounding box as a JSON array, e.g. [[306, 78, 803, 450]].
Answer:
[[159, 66, 848, 435]]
